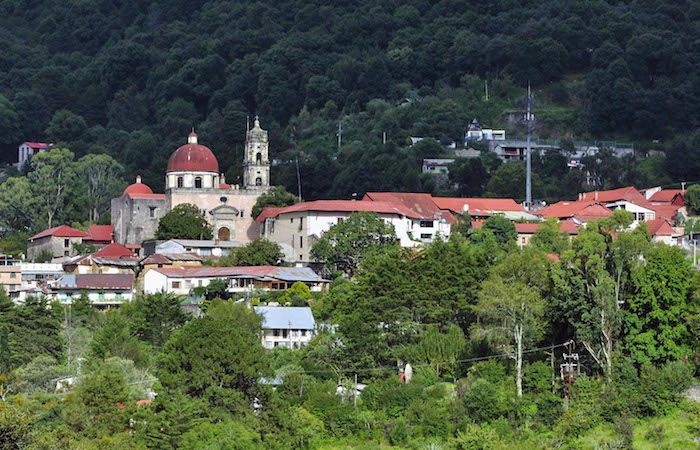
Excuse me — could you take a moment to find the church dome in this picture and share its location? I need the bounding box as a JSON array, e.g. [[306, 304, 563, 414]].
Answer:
[[167, 131, 219, 173], [123, 176, 153, 195]]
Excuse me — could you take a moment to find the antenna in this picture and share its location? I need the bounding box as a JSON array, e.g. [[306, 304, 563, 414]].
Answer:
[[525, 82, 533, 209]]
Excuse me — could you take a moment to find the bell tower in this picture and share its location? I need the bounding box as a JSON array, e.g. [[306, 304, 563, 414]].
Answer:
[[243, 116, 270, 189]]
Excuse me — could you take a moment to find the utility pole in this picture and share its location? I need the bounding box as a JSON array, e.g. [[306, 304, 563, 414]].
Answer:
[[246, 115, 250, 133], [560, 340, 579, 411], [337, 121, 343, 150], [382, 131, 386, 145], [525, 82, 533, 209], [484, 79, 489, 101], [295, 157, 302, 201]]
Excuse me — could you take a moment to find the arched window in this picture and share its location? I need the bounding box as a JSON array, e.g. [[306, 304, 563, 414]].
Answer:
[[194, 177, 202, 188], [255, 177, 262, 186], [177, 177, 184, 188], [217, 227, 231, 241], [256, 152, 262, 164]]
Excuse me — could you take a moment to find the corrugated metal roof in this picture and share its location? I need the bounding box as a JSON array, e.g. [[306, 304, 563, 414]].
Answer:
[[152, 265, 326, 283], [254, 306, 315, 330], [54, 273, 133, 290]]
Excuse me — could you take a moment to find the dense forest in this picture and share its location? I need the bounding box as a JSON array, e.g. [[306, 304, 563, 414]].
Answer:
[[1, 211, 699, 448], [1, 0, 699, 206]]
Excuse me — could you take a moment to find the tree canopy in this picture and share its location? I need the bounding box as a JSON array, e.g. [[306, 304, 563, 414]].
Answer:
[[156, 204, 213, 240]]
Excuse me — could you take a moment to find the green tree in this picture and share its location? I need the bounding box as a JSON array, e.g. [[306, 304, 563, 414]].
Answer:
[[530, 219, 569, 254], [218, 238, 283, 266], [251, 186, 299, 219], [179, 420, 262, 450], [482, 215, 516, 246], [403, 324, 465, 379], [156, 204, 213, 240], [45, 109, 87, 142], [27, 148, 78, 228], [122, 293, 190, 347], [471, 277, 546, 396], [0, 95, 19, 163], [0, 177, 36, 233], [158, 301, 268, 402], [277, 281, 313, 306], [625, 244, 693, 364], [77, 154, 125, 221], [685, 185, 700, 214], [310, 212, 397, 276]]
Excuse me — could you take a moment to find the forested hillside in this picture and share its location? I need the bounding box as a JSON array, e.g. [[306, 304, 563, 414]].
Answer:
[[1, 0, 699, 199]]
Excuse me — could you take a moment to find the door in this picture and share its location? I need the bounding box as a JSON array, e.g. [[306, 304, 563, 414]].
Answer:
[[218, 227, 231, 241]]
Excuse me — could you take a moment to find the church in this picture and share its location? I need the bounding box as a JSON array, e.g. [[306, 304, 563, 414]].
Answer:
[[111, 117, 271, 247]]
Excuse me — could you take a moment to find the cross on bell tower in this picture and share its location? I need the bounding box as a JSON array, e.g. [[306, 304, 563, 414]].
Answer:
[[243, 116, 270, 189]]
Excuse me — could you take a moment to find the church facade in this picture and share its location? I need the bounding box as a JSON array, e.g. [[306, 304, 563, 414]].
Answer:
[[111, 117, 271, 247]]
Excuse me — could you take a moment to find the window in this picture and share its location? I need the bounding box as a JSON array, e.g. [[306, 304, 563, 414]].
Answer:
[[282, 330, 288, 338], [9, 273, 15, 279], [64, 250, 69, 256], [298, 217, 303, 231], [420, 233, 432, 239], [299, 236, 303, 248], [301, 330, 307, 337], [337, 218, 344, 224], [273, 329, 280, 337], [64, 239, 70, 248], [149, 206, 156, 218], [172, 281, 181, 289], [420, 220, 434, 228], [255, 177, 262, 186], [194, 177, 202, 188], [256, 152, 262, 164], [219, 196, 227, 203], [177, 176, 184, 188], [290, 218, 294, 223]]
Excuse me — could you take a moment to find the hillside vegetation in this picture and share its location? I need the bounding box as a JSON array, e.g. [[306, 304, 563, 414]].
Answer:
[[1, 0, 699, 200]]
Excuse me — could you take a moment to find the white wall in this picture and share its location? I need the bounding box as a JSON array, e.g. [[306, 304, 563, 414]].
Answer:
[[261, 328, 314, 349]]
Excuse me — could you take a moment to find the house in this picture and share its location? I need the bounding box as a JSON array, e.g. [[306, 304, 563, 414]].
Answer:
[[646, 188, 686, 206], [465, 119, 506, 142], [534, 200, 613, 224], [62, 243, 140, 275], [83, 225, 115, 247], [0, 263, 21, 295], [27, 225, 89, 261], [254, 306, 315, 349], [645, 219, 679, 246], [137, 253, 203, 292], [143, 265, 328, 296], [50, 273, 134, 306], [16, 142, 51, 169], [578, 187, 656, 223], [432, 197, 530, 220], [258, 197, 452, 263], [143, 239, 244, 258], [422, 159, 455, 176]]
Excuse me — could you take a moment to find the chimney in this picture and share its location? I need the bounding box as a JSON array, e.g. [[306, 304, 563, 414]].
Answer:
[[595, 191, 598, 201], [220, 173, 226, 184], [136, 175, 142, 184]]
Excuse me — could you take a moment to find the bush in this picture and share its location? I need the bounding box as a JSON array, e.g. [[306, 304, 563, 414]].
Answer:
[[638, 361, 693, 416], [450, 423, 503, 449], [461, 378, 506, 423]]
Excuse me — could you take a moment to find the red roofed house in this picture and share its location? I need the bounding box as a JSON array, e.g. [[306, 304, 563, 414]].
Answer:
[[472, 219, 579, 248], [578, 186, 656, 223], [143, 265, 327, 295], [648, 189, 685, 206], [27, 225, 89, 261], [16, 142, 52, 169], [51, 273, 134, 306], [431, 197, 526, 219], [83, 225, 115, 246], [258, 197, 452, 263], [534, 200, 613, 223], [644, 219, 679, 246]]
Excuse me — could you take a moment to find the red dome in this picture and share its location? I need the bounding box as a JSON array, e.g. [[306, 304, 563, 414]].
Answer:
[[123, 176, 154, 196], [167, 143, 219, 173]]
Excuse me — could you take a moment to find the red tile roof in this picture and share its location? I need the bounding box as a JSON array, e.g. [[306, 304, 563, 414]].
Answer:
[[432, 197, 524, 216], [85, 225, 114, 243], [29, 225, 88, 241], [649, 189, 684, 203], [535, 201, 612, 221], [93, 243, 135, 258], [256, 207, 286, 223], [56, 273, 133, 290], [262, 200, 424, 220], [23, 142, 50, 149], [645, 219, 675, 237], [363, 192, 456, 223], [579, 186, 654, 210], [651, 204, 681, 222]]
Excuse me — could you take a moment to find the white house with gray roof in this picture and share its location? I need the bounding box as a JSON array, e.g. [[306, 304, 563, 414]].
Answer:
[[254, 306, 315, 349]]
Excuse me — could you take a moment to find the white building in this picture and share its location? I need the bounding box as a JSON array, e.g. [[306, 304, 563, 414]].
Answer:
[[578, 187, 656, 225], [258, 196, 453, 264], [254, 306, 315, 349], [422, 159, 455, 176], [143, 266, 328, 296], [143, 239, 244, 258], [50, 273, 134, 306], [16, 142, 51, 169], [465, 118, 506, 142]]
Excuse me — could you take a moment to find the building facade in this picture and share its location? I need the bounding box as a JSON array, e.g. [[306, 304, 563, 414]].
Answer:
[[254, 306, 315, 349], [112, 118, 271, 247]]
